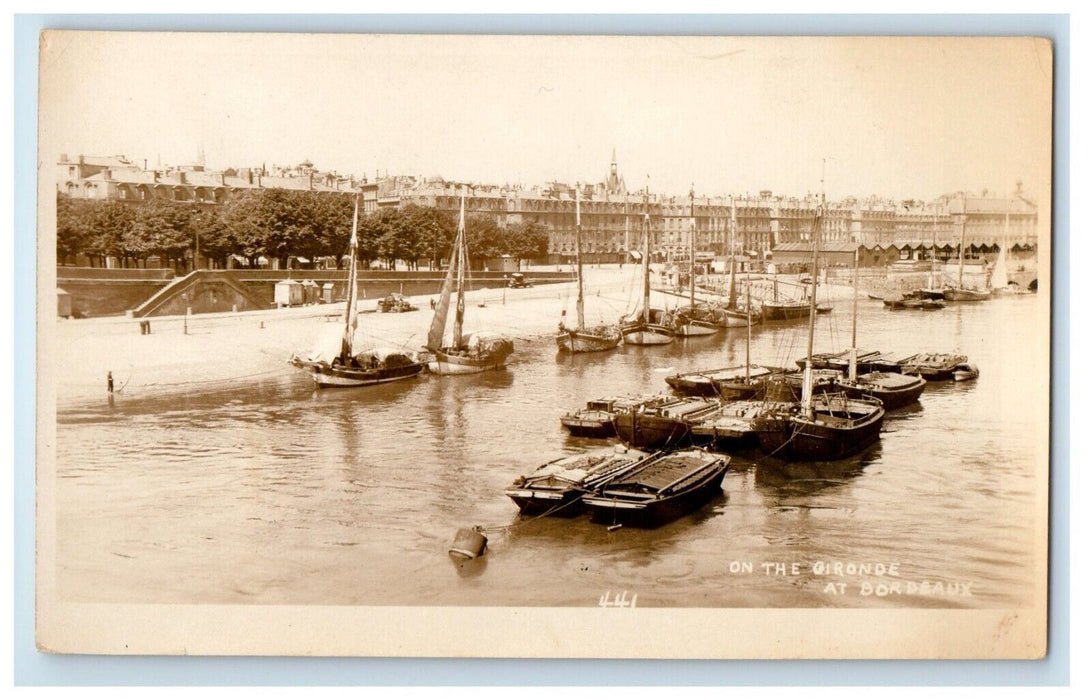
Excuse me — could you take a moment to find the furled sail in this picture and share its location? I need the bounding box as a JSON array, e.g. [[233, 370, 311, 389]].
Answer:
[[426, 197, 465, 352], [340, 195, 361, 360]]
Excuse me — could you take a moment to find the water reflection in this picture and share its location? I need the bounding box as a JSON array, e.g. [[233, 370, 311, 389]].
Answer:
[[754, 441, 880, 498], [55, 295, 1043, 608]]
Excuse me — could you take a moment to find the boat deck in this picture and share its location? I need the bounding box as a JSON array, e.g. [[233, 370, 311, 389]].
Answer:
[[655, 399, 721, 420], [521, 451, 647, 487], [853, 372, 924, 389], [603, 452, 720, 496], [691, 401, 782, 435]]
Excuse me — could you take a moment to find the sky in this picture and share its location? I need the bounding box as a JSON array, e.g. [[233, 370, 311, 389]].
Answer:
[[39, 32, 1053, 203]]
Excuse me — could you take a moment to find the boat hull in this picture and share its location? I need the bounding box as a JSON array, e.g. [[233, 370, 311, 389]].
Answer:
[[612, 412, 691, 449], [505, 488, 586, 517], [621, 324, 675, 346], [833, 374, 927, 410], [560, 416, 616, 438], [583, 461, 729, 528], [952, 364, 980, 382], [664, 374, 718, 397], [752, 400, 885, 461], [943, 288, 990, 302], [555, 329, 622, 353], [292, 359, 424, 388], [712, 380, 766, 402], [427, 350, 509, 375], [897, 354, 968, 381], [762, 303, 810, 321], [689, 425, 759, 452], [717, 310, 752, 327], [675, 319, 720, 337]]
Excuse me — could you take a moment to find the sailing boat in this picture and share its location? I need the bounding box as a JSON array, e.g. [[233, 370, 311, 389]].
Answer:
[[716, 197, 755, 327], [761, 273, 811, 321], [688, 275, 785, 452], [752, 200, 886, 461], [290, 194, 425, 387], [989, 204, 1013, 294], [673, 189, 720, 337], [665, 277, 773, 400], [830, 247, 927, 409], [916, 213, 947, 300], [620, 214, 676, 345], [425, 196, 515, 374], [556, 184, 622, 352], [943, 200, 989, 302]]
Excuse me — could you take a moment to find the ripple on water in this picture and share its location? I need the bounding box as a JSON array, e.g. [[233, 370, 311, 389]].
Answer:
[[55, 297, 1045, 608]]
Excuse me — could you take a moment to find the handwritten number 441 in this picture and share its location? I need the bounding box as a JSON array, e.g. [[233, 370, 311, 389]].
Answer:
[[598, 590, 638, 608]]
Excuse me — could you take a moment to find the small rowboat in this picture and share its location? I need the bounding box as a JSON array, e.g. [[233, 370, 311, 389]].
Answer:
[[897, 352, 969, 381], [952, 363, 980, 382], [582, 450, 730, 527]]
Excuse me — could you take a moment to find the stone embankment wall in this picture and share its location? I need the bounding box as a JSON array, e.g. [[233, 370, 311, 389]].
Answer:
[[55, 267, 575, 317]]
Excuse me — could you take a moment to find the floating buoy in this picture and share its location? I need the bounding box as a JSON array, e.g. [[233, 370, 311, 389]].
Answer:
[[449, 527, 487, 559]]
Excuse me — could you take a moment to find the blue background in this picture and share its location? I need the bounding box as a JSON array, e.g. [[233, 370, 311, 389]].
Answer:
[[13, 13, 1070, 686]]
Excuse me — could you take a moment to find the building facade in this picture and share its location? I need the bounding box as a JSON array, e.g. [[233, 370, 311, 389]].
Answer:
[[57, 154, 377, 211], [58, 153, 1038, 265]]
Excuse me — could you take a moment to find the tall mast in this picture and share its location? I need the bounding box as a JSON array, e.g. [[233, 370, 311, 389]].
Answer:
[[958, 196, 966, 289], [575, 183, 585, 330], [728, 195, 737, 308], [642, 214, 651, 324], [426, 198, 460, 352], [1002, 199, 1010, 279], [849, 245, 860, 382], [745, 273, 752, 381], [801, 196, 823, 416], [452, 196, 467, 345], [930, 212, 937, 289], [340, 193, 361, 361], [689, 185, 696, 309]]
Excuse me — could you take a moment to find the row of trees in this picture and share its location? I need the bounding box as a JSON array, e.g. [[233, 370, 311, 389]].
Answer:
[[56, 190, 549, 270]]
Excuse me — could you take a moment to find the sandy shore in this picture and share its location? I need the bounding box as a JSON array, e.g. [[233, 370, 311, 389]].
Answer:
[[51, 266, 856, 406]]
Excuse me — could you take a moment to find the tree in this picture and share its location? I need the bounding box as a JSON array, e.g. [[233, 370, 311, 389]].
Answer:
[[56, 193, 90, 264], [307, 191, 356, 264], [463, 213, 505, 262], [219, 190, 267, 266], [125, 199, 197, 269], [188, 207, 230, 267], [508, 220, 549, 263], [85, 201, 136, 267], [402, 205, 455, 270]]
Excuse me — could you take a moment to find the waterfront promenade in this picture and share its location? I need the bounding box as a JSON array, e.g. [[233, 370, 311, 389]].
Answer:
[[51, 266, 857, 406]]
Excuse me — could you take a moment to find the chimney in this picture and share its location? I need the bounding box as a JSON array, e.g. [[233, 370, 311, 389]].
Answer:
[[60, 153, 68, 163]]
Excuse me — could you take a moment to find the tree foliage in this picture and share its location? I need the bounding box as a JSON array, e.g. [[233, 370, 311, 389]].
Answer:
[[56, 190, 551, 269]]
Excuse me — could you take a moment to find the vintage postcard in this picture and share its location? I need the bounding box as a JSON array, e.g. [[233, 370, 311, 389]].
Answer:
[[36, 31, 1052, 658]]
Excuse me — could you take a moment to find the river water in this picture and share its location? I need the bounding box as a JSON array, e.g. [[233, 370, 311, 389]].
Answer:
[[55, 294, 1045, 609]]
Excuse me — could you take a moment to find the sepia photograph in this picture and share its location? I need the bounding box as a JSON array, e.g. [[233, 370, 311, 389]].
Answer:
[[34, 30, 1053, 659]]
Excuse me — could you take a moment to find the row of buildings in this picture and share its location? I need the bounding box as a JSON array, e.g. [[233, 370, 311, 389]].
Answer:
[[58, 152, 1039, 266]]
